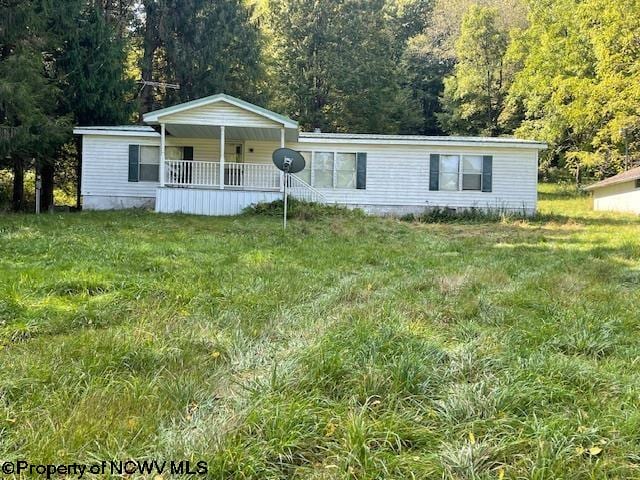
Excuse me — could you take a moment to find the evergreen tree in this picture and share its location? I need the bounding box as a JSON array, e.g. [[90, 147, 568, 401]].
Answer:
[[0, 0, 71, 211], [55, 2, 136, 208], [57, 5, 135, 126], [138, 0, 264, 115], [266, 0, 421, 133]]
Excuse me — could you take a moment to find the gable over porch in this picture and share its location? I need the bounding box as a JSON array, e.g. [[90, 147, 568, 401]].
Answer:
[[142, 93, 299, 191]]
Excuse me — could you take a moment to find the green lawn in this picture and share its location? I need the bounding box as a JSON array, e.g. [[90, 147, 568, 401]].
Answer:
[[1, 185, 640, 479]]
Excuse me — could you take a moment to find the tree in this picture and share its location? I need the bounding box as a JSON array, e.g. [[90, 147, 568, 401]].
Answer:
[[0, 0, 71, 212], [55, 3, 136, 208], [438, 5, 512, 136], [399, 0, 526, 135], [138, 0, 264, 116], [507, 0, 640, 180], [265, 0, 421, 133]]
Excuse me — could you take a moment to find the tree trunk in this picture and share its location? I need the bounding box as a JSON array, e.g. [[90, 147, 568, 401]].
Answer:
[[75, 135, 83, 209], [11, 157, 24, 212], [40, 161, 55, 213]]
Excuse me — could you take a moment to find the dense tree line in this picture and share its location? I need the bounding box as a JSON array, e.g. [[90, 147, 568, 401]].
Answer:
[[1, 0, 639, 210]]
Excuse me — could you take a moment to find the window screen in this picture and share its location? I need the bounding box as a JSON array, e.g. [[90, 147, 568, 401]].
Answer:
[[462, 156, 483, 191], [140, 146, 160, 182], [439, 155, 460, 191], [313, 152, 334, 188]]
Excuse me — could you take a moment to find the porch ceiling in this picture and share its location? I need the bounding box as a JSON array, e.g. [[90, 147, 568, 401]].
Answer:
[[165, 124, 298, 142]]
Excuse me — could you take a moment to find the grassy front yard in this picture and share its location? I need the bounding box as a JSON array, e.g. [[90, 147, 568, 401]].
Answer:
[[1, 185, 640, 478]]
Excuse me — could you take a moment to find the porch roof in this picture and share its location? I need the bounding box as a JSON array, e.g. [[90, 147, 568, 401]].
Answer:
[[141, 93, 299, 142], [142, 93, 298, 128]]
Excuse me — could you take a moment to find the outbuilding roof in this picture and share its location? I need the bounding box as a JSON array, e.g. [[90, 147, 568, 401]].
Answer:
[[584, 166, 640, 191]]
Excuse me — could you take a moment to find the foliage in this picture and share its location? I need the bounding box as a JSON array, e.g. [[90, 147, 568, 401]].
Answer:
[[264, 0, 422, 133], [1, 186, 640, 477], [438, 5, 512, 136], [507, 0, 640, 178], [244, 198, 364, 219], [138, 0, 265, 113], [402, 206, 530, 223], [56, 5, 136, 127]]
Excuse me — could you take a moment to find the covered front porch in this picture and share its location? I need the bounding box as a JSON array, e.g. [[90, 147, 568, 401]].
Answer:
[[141, 94, 325, 215]]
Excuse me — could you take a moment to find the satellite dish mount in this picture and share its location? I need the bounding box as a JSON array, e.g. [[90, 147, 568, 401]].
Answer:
[[272, 148, 306, 229]]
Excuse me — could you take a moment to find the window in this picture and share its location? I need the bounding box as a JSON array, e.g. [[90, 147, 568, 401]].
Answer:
[[140, 146, 160, 182], [462, 156, 483, 191], [297, 151, 312, 184], [438, 155, 484, 191], [636, 179, 640, 189], [165, 146, 184, 161], [336, 153, 357, 188], [296, 151, 363, 189], [313, 152, 334, 188], [439, 155, 460, 191]]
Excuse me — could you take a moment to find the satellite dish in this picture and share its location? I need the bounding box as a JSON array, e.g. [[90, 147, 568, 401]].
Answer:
[[272, 148, 306, 174], [272, 148, 306, 230]]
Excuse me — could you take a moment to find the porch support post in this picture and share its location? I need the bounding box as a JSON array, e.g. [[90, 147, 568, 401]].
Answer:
[[160, 123, 166, 187], [219, 125, 225, 190], [279, 126, 285, 192]]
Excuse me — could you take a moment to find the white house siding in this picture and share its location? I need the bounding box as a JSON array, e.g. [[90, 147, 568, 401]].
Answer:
[[81, 135, 223, 209], [593, 181, 640, 214], [159, 102, 281, 128], [244, 140, 539, 215], [81, 134, 539, 215]]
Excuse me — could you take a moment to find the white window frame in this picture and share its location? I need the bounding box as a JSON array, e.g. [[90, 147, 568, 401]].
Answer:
[[139, 145, 161, 182], [301, 150, 360, 190], [437, 153, 485, 192]]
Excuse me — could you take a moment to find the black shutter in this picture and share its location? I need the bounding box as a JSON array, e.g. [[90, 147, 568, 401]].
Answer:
[[482, 155, 493, 192], [356, 152, 367, 189], [128, 145, 139, 182], [429, 154, 440, 191], [183, 146, 194, 160]]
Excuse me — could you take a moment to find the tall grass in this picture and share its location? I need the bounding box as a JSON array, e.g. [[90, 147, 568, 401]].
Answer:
[[0, 184, 639, 478]]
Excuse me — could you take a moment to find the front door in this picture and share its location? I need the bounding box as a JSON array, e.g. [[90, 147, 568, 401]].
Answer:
[[224, 144, 244, 187]]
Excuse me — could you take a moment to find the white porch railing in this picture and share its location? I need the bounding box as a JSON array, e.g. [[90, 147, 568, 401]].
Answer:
[[164, 159, 327, 204], [165, 160, 220, 187], [165, 160, 281, 191], [288, 174, 327, 204], [225, 162, 281, 190]]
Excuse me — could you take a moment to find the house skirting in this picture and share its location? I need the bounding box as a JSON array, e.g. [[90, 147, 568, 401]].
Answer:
[[83, 195, 155, 210], [155, 187, 281, 216]]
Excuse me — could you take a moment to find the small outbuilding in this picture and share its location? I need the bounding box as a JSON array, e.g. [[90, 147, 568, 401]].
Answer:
[[584, 166, 640, 214]]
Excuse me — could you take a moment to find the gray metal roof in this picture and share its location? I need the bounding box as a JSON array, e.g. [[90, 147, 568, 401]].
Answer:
[[299, 132, 547, 148], [75, 125, 156, 132], [584, 166, 640, 190]]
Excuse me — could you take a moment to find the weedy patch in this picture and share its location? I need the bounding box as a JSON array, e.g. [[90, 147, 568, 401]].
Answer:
[[0, 184, 639, 478]]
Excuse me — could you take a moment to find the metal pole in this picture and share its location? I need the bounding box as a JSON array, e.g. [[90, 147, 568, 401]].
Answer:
[[283, 172, 288, 230], [35, 177, 41, 214]]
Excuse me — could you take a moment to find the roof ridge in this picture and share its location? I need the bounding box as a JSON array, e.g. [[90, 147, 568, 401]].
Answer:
[[142, 93, 298, 127], [584, 165, 640, 190]]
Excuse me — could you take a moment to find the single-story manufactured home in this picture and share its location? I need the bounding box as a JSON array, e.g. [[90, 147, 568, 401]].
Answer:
[[73, 93, 547, 216], [584, 166, 640, 214]]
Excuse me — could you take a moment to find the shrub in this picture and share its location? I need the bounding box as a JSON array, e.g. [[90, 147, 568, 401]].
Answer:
[[401, 206, 531, 224], [243, 198, 364, 220]]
